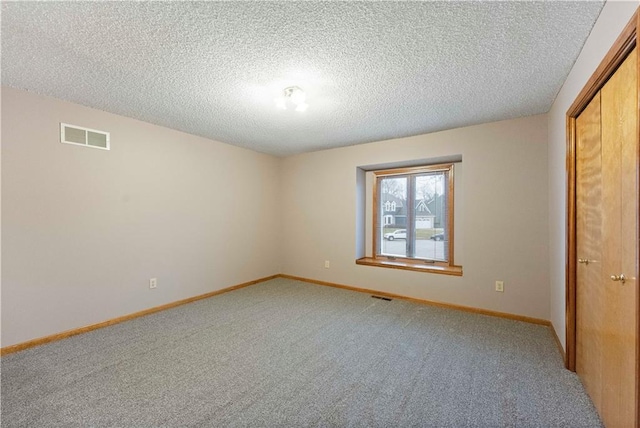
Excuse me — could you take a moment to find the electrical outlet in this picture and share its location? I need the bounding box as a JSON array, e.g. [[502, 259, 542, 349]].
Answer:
[[150, 278, 157, 289], [495, 281, 504, 292], [324, 260, 330, 268]]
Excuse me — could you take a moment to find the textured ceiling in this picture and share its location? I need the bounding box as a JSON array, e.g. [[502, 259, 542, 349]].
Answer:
[[2, 1, 604, 157]]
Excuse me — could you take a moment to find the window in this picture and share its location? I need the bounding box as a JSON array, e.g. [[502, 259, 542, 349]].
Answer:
[[357, 163, 461, 275]]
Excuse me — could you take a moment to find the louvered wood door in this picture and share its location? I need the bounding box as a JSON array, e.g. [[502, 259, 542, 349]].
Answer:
[[576, 47, 638, 428]]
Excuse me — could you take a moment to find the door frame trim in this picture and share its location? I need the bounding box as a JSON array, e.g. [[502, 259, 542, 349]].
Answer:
[[565, 7, 639, 422]]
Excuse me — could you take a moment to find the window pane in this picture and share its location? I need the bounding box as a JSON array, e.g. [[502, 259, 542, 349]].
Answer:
[[379, 176, 407, 257], [413, 172, 448, 261]]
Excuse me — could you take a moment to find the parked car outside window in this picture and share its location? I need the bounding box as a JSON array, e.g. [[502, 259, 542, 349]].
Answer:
[[384, 229, 406, 241]]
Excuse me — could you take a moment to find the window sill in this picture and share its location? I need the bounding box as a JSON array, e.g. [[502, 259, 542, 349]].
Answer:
[[356, 257, 463, 276]]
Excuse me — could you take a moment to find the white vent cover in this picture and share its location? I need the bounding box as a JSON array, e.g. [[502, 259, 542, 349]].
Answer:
[[60, 123, 110, 150]]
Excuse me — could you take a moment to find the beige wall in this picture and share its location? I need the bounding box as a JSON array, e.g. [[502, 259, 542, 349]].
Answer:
[[5, 2, 632, 348], [281, 114, 550, 320], [548, 0, 638, 351], [1, 87, 282, 347]]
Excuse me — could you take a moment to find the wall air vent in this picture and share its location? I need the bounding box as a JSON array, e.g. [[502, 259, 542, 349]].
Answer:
[[60, 123, 110, 150]]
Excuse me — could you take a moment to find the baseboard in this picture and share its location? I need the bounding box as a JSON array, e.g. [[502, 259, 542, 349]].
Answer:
[[550, 322, 567, 362], [0, 274, 279, 356], [2, 273, 554, 357], [279, 274, 551, 326]]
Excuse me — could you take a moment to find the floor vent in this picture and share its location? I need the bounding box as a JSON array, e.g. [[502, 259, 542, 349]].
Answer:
[[61, 123, 110, 150], [371, 295, 392, 301]]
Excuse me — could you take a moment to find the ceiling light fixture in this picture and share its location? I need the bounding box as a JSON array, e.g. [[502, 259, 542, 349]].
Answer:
[[275, 86, 308, 112]]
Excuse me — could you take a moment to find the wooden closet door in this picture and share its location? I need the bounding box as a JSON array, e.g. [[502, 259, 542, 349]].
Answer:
[[600, 46, 637, 428], [576, 47, 638, 428], [576, 91, 604, 413]]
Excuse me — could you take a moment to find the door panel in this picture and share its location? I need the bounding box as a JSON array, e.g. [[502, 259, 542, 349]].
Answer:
[[576, 47, 638, 428], [576, 91, 604, 412], [600, 47, 638, 428]]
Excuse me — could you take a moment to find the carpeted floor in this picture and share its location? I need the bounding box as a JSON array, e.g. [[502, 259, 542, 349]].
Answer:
[[1, 278, 602, 427]]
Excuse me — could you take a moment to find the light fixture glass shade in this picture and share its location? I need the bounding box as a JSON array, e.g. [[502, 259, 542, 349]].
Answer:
[[276, 86, 308, 112], [289, 88, 306, 105]]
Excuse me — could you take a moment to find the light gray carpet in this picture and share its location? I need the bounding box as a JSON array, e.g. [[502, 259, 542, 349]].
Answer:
[[1, 278, 601, 427]]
